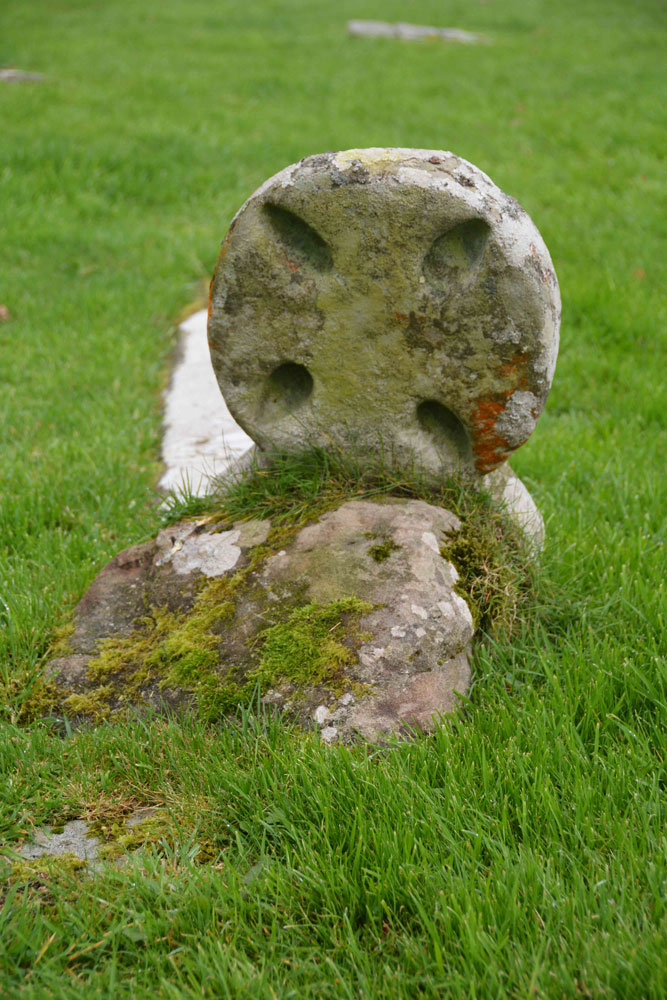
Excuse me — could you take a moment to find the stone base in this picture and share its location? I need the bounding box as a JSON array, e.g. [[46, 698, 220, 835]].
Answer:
[[45, 499, 475, 742]]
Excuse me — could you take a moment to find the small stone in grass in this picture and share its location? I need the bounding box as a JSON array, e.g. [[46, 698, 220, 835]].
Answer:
[[0, 68, 45, 83]]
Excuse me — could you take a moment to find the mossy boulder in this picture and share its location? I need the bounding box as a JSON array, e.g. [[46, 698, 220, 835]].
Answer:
[[42, 499, 474, 741]]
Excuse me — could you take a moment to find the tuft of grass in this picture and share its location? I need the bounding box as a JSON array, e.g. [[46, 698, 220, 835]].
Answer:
[[175, 447, 538, 637], [442, 511, 535, 634], [1, 705, 664, 997]]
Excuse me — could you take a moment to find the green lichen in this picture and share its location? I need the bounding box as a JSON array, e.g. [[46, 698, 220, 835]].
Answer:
[[7, 854, 88, 904], [53, 513, 374, 724], [77, 562, 256, 716], [87, 807, 218, 865], [17, 677, 63, 724], [48, 620, 75, 658], [9, 854, 87, 882], [13, 620, 79, 723], [61, 685, 115, 720]]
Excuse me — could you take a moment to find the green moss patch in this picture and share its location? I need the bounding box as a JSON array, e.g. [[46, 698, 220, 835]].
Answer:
[[4, 854, 88, 907], [364, 532, 402, 563], [89, 808, 177, 861], [38, 511, 376, 724], [252, 597, 372, 692]]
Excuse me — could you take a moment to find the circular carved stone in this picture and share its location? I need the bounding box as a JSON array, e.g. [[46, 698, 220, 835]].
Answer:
[[208, 148, 560, 479]]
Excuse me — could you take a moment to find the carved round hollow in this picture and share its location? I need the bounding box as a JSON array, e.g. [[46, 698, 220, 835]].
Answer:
[[208, 148, 560, 480]]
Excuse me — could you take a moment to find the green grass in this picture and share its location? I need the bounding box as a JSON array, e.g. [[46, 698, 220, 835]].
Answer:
[[0, 0, 665, 995]]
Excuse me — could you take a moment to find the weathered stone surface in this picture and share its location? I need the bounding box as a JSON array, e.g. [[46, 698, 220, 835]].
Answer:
[[208, 148, 560, 485], [154, 516, 270, 576], [258, 500, 473, 741], [483, 463, 545, 548], [17, 821, 102, 863], [46, 518, 268, 694], [47, 500, 474, 741], [14, 808, 160, 872]]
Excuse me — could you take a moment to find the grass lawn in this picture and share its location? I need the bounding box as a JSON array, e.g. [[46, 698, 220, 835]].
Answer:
[[0, 0, 665, 995]]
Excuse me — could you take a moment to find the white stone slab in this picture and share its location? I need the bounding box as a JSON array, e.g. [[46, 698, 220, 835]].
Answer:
[[347, 21, 488, 45], [0, 68, 45, 82], [159, 309, 253, 495]]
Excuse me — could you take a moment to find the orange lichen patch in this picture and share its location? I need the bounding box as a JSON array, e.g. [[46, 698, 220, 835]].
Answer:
[[288, 261, 300, 272], [471, 396, 511, 473], [497, 351, 530, 383]]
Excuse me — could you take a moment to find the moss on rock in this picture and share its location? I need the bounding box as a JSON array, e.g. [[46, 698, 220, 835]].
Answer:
[[43, 515, 376, 725], [251, 596, 372, 692]]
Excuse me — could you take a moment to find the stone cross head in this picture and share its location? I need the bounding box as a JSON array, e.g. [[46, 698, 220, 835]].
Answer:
[[208, 148, 560, 483]]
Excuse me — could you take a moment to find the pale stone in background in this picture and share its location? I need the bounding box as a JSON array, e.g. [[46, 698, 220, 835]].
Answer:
[[347, 21, 488, 45], [0, 68, 44, 82]]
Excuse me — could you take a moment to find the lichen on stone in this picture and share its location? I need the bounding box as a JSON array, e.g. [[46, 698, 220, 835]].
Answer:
[[48, 620, 76, 658], [5, 853, 88, 904], [93, 809, 174, 860]]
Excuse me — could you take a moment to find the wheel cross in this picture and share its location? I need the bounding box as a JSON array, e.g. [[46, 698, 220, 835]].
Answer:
[[208, 148, 560, 482]]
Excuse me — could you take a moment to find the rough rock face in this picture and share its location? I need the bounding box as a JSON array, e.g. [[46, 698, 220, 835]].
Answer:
[[45, 518, 271, 698], [259, 500, 473, 741], [208, 148, 560, 484], [46, 500, 474, 742]]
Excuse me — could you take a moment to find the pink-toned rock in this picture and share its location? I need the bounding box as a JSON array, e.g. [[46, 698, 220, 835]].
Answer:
[[46, 500, 474, 742], [259, 499, 473, 740]]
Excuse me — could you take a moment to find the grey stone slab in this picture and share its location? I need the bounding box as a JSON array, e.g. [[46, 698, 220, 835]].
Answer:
[[0, 68, 44, 82], [18, 820, 101, 862]]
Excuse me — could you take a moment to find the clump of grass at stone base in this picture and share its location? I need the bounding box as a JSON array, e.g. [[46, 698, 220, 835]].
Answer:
[[165, 447, 538, 637], [24, 449, 537, 726]]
